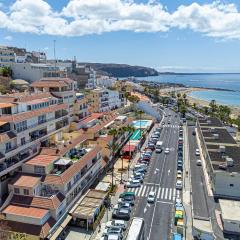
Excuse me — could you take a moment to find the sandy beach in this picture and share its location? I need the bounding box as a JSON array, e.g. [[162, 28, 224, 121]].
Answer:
[[179, 87, 240, 118]]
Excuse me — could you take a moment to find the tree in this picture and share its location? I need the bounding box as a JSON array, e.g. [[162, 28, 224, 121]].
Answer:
[[0, 67, 12, 77], [177, 93, 181, 98], [0, 221, 11, 240], [218, 105, 231, 123], [193, 103, 197, 110], [209, 99, 217, 115], [203, 106, 209, 115], [179, 104, 187, 118]]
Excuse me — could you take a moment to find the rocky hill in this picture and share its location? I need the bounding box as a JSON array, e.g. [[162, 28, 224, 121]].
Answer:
[[80, 63, 159, 78]]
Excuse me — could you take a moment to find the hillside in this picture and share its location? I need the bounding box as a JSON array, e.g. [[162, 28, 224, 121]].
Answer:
[[79, 63, 159, 78]]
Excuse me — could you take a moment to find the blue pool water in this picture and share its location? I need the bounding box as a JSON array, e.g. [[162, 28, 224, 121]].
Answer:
[[132, 120, 150, 128], [188, 90, 240, 106]]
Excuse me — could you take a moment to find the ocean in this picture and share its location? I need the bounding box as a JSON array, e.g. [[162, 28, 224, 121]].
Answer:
[[138, 74, 240, 106]]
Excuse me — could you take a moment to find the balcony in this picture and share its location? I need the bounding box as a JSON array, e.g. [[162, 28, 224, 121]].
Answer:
[[56, 118, 69, 130], [55, 110, 68, 119], [30, 129, 47, 142]]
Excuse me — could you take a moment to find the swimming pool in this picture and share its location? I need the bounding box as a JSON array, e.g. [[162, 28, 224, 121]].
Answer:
[[130, 129, 142, 140], [132, 120, 152, 129]]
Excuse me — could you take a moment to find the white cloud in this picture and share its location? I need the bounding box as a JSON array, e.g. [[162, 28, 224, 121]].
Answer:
[[4, 35, 13, 41], [0, 0, 240, 39]]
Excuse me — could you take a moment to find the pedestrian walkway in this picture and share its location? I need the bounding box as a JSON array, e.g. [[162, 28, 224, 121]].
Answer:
[[162, 125, 179, 128], [127, 185, 176, 202]]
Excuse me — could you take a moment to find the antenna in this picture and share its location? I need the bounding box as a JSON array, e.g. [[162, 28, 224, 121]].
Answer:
[[53, 40, 57, 75]]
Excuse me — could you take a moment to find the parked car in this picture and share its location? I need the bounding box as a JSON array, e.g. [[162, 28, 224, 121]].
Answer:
[[126, 179, 141, 188], [176, 180, 183, 190], [119, 192, 135, 200], [192, 131, 196, 136], [196, 159, 202, 166], [112, 208, 131, 220], [195, 149, 200, 156], [106, 220, 127, 231], [129, 175, 143, 183], [118, 197, 134, 206], [113, 203, 131, 211], [177, 163, 183, 170], [147, 191, 156, 203], [148, 142, 155, 150]]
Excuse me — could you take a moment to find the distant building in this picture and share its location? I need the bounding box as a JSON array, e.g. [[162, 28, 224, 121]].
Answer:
[[12, 63, 67, 82], [96, 76, 116, 88], [32, 51, 47, 63], [87, 88, 124, 113], [0, 46, 15, 67]]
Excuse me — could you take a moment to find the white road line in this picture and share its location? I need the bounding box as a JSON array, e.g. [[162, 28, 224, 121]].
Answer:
[[135, 187, 140, 196], [157, 187, 161, 199], [138, 185, 143, 197], [173, 188, 176, 200], [168, 188, 172, 200], [141, 185, 147, 197], [165, 188, 168, 199], [161, 188, 165, 199]]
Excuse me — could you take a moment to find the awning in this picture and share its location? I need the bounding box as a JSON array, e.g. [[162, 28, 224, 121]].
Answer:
[[61, 214, 72, 228], [122, 144, 136, 152]]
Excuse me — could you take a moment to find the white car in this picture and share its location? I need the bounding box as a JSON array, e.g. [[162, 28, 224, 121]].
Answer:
[[196, 159, 202, 166], [147, 191, 156, 203], [176, 180, 183, 190], [195, 149, 200, 156], [113, 203, 131, 210], [126, 179, 141, 188], [106, 220, 126, 230], [164, 148, 170, 154]]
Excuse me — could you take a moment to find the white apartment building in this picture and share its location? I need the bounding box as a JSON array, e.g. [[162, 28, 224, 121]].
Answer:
[[0, 46, 15, 67], [87, 88, 124, 113], [96, 76, 117, 88], [0, 91, 70, 205], [12, 63, 67, 82]]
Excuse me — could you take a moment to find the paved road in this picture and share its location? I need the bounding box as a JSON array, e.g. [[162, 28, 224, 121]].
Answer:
[[187, 125, 210, 219], [130, 108, 180, 240]]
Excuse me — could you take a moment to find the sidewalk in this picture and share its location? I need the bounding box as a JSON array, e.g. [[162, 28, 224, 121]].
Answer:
[[183, 125, 193, 240]]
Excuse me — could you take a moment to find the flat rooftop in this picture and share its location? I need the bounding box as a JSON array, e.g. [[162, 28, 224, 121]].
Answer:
[[198, 117, 223, 127], [219, 199, 240, 221], [207, 144, 240, 172], [202, 128, 236, 145]]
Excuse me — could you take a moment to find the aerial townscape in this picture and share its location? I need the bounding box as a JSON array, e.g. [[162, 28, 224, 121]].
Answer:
[[1, 1, 240, 240]]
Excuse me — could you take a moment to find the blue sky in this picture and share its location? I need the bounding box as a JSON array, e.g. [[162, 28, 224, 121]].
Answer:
[[1, 0, 240, 72]]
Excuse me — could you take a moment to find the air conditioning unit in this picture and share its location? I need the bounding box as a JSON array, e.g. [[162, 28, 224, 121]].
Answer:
[[207, 120, 212, 124], [219, 146, 226, 153], [226, 157, 234, 167], [213, 134, 219, 139]]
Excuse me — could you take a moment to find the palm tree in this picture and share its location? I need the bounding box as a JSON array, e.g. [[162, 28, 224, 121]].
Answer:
[[209, 99, 217, 115], [177, 93, 181, 99]]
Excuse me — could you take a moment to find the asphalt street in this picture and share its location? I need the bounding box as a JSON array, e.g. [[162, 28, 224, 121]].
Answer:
[[187, 125, 210, 219], [130, 108, 180, 240]]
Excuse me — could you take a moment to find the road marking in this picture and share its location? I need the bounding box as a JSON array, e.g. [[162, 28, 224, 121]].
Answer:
[[165, 188, 168, 199], [173, 188, 176, 200], [135, 187, 140, 195], [161, 188, 165, 199], [141, 186, 146, 197], [138, 185, 143, 196], [156, 200, 173, 204], [168, 188, 172, 200], [168, 169, 171, 175], [157, 187, 161, 199]]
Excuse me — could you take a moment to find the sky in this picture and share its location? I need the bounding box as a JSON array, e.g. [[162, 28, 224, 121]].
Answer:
[[1, 0, 240, 72]]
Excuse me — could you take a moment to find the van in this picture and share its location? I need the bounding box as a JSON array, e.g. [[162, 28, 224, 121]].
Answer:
[[156, 141, 163, 153]]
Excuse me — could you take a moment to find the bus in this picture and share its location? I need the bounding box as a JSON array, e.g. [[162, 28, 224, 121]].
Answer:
[[126, 217, 145, 240]]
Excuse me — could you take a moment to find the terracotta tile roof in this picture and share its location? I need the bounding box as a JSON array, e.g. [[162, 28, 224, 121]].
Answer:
[[25, 154, 59, 167], [31, 78, 74, 88], [9, 174, 41, 188], [0, 103, 15, 108], [43, 146, 101, 185], [40, 148, 60, 156], [80, 113, 104, 125], [11, 192, 65, 210], [3, 204, 49, 219], [0, 131, 16, 142], [0, 103, 67, 122], [0, 217, 56, 238]]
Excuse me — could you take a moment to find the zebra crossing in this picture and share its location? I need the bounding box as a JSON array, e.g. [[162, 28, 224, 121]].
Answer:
[[162, 125, 179, 129], [127, 185, 176, 202]]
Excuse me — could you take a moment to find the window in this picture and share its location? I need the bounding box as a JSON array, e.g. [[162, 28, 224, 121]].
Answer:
[[38, 114, 46, 124], [14, 188, 20, 194], [230, 184, 234, 187], [23, 189, 29, 195], [16, 120, 27, 132], [34, 166, 45, 174], [5, 142, 12, 151], [21, 137, 25, 145]]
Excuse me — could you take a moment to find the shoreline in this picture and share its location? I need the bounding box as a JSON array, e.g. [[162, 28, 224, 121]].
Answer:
[[179, 88, 240, 118]]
